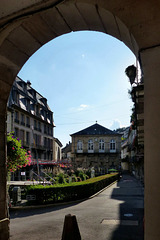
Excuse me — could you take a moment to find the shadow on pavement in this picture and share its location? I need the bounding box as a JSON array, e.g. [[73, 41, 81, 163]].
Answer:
[[110, 173, 144, 240], [9, 201, 83, 219]]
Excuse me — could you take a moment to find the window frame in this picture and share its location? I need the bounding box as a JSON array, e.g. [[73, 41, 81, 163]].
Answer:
[[99, 139, 105, 153], [88, 139, 94, 153], [77, 140, 83, 153], [110, 139, 116, 153]]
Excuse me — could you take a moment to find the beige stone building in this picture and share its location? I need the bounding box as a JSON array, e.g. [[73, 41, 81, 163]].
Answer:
[[71, 123, 121, 174]]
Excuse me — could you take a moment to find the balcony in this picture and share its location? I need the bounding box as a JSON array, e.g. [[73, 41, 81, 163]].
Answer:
[[77, 150, 83, 153], [75, 149, 120, 154]]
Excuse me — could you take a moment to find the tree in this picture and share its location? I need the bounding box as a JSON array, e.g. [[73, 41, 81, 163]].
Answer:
[[7, 132, 31, 172]]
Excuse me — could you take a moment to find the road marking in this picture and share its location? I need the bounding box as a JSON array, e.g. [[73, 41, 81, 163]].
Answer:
[[124, 213, 133, 217], [101, 219, 138, 226]]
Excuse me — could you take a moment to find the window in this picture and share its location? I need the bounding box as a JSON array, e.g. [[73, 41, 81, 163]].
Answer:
[[26, 98, 30, 111], [50, 128, 53, 136], [99, 139, 105, 152], [34, 120, 37, 130], [14, 91, 19, 104], [50, 139, 53, 149], [38, 122, 41, 132], [26, 116, 30, 127], [44, 125, 47, 134], [44, 137, 46, 146], [21, 114, 25, 126], [20, 130, 24, 145], [14, 128, 19, 138], [88, 139, 94, 153], [36, 105, 39, 115], [77, 140, 83, 153], [26, 132, 30, 145], [34, 134, 38, 145], [14, 111, 19, 123], [110, 139, 116, 153]]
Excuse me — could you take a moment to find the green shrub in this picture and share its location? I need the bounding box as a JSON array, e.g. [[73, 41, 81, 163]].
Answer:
[[58, 173, 65, 184], [79, 172, 86, 181], [26, 173, 118, 205]]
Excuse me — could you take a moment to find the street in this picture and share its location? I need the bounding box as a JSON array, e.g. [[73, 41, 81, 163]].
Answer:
[[10, 174, 144, 240]]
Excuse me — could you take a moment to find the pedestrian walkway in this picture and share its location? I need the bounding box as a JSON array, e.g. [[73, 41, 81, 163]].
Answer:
[[103, 173, 144, 240]]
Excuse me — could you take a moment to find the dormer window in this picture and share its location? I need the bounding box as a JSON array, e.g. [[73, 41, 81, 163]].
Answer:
[[14, 90, 19, 104], [26, 98, 30, 111], [36, 105, 40, 116]]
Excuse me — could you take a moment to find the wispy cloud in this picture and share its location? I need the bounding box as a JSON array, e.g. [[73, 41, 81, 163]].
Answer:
[[70, 104, 90, 112], [78, 104, 89, 111], [110, 119, 122, 130]]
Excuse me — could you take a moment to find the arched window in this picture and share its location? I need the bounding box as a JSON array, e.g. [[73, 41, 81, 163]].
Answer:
[[77, 140, 83, 153], [99, 139, 105, 152], [88, 139, 94, 153], [110, 139, 116, 152]]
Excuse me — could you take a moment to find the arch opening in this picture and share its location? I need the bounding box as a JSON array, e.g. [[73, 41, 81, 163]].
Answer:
[[2, 1, 160, 240]]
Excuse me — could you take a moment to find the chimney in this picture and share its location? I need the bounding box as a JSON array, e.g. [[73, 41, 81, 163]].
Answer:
[[27, 80, 31, 86]]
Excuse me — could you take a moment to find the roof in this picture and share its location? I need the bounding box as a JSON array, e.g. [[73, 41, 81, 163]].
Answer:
[[70, 123, 121, 136], [54, 138, 63, 147], [62, 142, 72, 153], [7, 76, 55, 126]]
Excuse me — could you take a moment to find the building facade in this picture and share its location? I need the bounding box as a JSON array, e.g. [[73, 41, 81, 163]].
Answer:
[[7, 76, 55, 180], [62, 142, 72, 162], [70, 123, 121, 175], [53, 138, 63, 162], [120, 83, 144, 181]]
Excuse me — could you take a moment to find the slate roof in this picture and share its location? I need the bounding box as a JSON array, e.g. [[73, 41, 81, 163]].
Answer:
[[71, 123, 121, 136]]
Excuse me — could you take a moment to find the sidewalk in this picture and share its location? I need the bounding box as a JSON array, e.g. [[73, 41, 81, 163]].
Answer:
[[108, 173, 144, 240]]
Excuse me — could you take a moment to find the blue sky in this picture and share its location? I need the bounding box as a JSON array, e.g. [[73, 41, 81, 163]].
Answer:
[[18, 31, 135, 146]]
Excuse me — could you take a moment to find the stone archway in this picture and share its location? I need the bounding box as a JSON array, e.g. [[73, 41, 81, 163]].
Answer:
[[0, 1, 160, 239]]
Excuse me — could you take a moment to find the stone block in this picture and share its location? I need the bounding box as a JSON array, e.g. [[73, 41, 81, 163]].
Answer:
[[0, 39, 29, 68]]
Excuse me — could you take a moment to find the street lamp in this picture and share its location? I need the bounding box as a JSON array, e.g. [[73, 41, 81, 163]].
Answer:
[[125, 65, 137, 86]]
